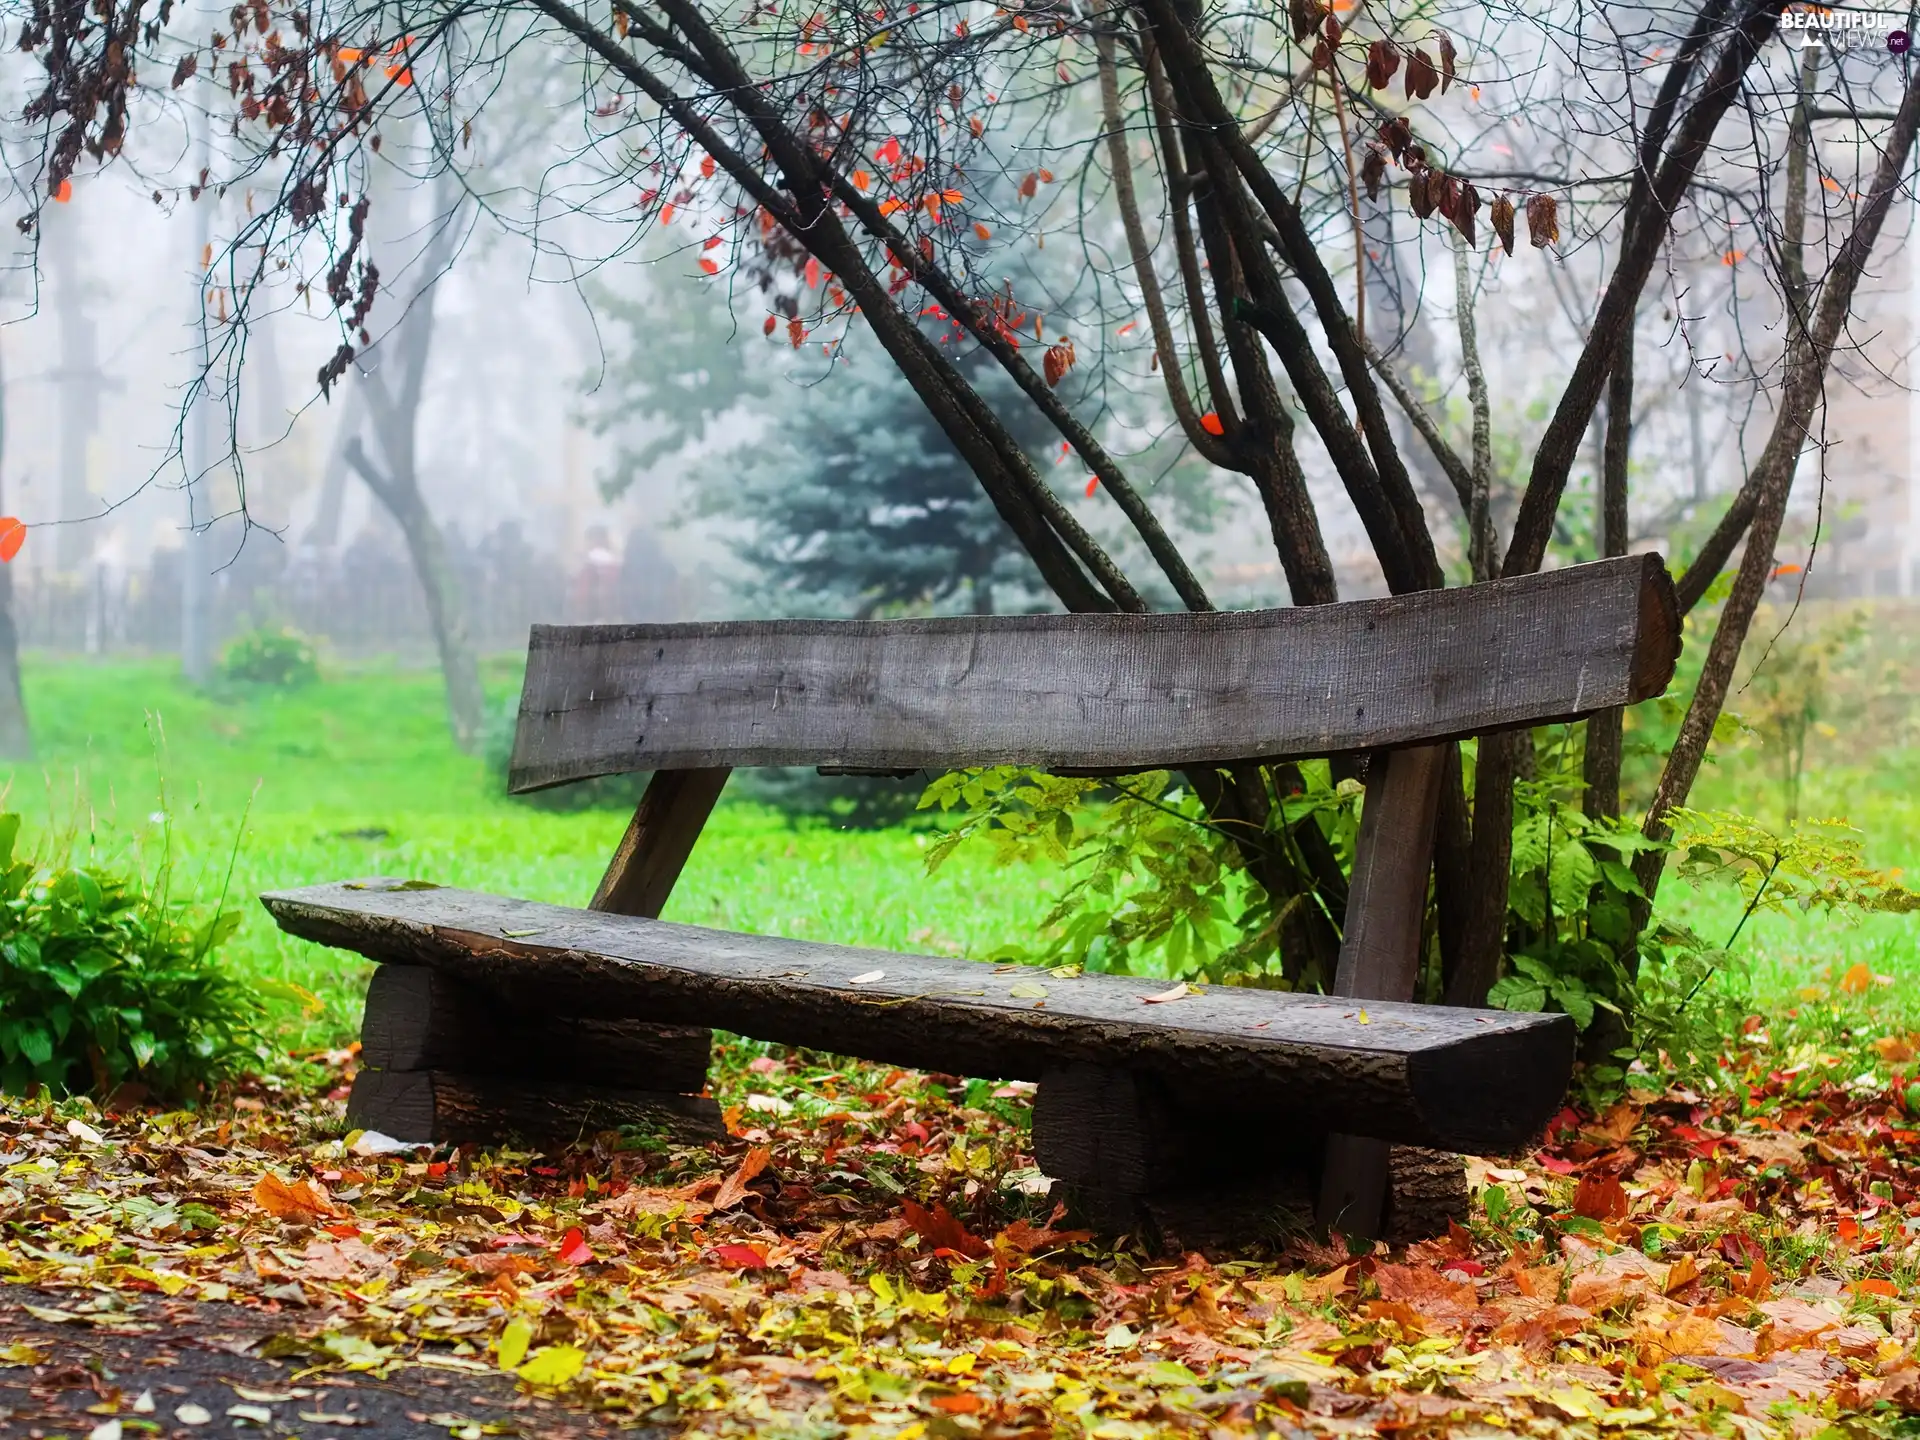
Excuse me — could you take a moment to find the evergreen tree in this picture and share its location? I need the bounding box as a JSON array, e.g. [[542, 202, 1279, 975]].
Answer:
[[695, 344, 1048, 617]]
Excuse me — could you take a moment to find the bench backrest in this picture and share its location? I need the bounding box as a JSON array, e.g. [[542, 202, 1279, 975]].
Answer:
[[508, 554, 1678, 793]]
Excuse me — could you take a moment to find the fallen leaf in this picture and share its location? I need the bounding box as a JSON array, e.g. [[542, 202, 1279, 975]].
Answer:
[[1142, 982, 1193, 1004], [712, 1146, 773, 1210], [903, 1198, 988, 1258], [710, 1242, 772, 1270], [253, 1172, 345, 1223], [847, 969, 885, 985]]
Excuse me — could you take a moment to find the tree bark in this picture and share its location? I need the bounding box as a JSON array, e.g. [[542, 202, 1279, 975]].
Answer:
[[345, 178, 487, 753], [344, 437, 485, 753], [1584, 333, 1634, 820]]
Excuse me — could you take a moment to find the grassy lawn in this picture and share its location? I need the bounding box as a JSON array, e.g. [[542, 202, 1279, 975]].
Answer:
[[12, 655, 1049, 1050], [14, 652, 1919, 1052]]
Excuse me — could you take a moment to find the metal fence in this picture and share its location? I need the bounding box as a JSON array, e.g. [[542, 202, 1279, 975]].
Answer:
[[17, 525, 700, 658]]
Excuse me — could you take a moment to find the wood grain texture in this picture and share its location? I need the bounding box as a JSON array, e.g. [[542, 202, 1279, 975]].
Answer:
[[263, 880, 1574, 1152], [346, 1067, 725, 1146], [508, 555, 1680, 788], [1318, 743, 1447, 1239], [359, 964, 711, 1091], [590, 768, 732, 918]]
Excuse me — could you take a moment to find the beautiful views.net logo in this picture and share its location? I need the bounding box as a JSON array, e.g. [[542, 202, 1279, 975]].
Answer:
[[1782, 5, 1912, 53]]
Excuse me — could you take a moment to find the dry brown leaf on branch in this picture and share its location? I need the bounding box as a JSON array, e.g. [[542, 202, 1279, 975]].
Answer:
[[1527, 193, 1560, 247], [1366, 39, 1399, 89], [1490, 194, 1516, 255]]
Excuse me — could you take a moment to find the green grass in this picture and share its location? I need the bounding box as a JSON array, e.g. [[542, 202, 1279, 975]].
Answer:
[[12, 653, 1919, 1057], [13, 655, 1045, 1051]]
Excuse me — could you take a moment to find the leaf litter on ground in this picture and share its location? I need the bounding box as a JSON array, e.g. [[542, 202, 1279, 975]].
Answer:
[[6, 1012, 1920, 1436]]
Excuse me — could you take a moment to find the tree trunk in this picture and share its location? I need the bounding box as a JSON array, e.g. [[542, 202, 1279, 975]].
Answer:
[[344, 438, 485, 753], [1583, 332, 1634, 820]]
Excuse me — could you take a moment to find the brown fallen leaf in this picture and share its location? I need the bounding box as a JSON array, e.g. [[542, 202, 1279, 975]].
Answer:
[[1758, 1296, 1845, 1351], [712, 1146, 773, 1211], [1488, 1298, 1591, 1357], [1566, 1247, 1666, 1311], [1373, 1262, 1479, 1328], [252, 1173, 346, 1224]]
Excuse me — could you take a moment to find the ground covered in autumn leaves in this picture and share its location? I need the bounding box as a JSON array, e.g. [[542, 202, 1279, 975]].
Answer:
[[9, 1026, 1920, 1440]]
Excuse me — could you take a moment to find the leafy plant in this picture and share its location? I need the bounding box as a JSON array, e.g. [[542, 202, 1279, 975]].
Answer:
[[919, 764, 1359, 985], [0, 815, 263, 1099], [221, 625, 321, 688], [1483, 764, 1669, 1032]]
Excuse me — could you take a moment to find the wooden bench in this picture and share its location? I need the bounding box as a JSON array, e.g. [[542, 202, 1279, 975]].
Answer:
[[262, 554, 1679, 1244]]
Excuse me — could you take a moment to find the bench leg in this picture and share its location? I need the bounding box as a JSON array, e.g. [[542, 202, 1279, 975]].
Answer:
[[592, 767, 732, 918], [1032, 1063, 1466, 1249], [1317, 744, 1446, 1241], [350, 963, 719, 1147]]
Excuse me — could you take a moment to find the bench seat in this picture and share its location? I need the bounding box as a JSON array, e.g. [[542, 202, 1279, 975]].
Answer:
[[263, 879, 1573, 1155]]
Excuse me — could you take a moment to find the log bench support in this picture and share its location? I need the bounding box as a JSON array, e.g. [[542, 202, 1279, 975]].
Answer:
[[279, 556, 1682, 1243]]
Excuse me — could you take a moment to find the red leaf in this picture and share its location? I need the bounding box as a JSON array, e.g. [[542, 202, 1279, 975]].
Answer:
[[703, 235, 724, 250], [698, 257, 719, 275], [0, 519, 26, 563], [804, 256, 822, 289], [1084, 476, 1098, 498], [763, 314, 778, 336], [557, 1226, 594, 1266], [700, 154, 716, 178], [1199, 411, 1225, 436], [875, 136, 902, 165], [53, 179, 72, 204], [710, 1242, 770, 1270], [901, 1199, 988, 1258]]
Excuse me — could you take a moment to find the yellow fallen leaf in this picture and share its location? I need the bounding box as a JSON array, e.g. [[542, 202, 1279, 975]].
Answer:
[[517, 1344, 586, 1387], [496, 1318, 533, 1372]]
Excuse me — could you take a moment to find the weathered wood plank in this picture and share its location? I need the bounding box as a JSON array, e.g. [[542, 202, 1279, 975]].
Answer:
[[347, 1067, 724, 1146], [508, 555, 1679, 788], [590, 768, 731, 918], [263, 880, 1575, 1153], [360, 964, 712, 1091], [1318, 744, 1447, 1239]]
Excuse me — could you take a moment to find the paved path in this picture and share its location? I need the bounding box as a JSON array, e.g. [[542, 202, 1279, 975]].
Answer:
[[0, 1285, 651, 1440]]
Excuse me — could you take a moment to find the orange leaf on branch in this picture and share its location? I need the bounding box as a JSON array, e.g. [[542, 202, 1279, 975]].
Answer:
[[0, 519, 27, 564], [1199, 411, 1225, 436], [1043, 339, 1075, 387]]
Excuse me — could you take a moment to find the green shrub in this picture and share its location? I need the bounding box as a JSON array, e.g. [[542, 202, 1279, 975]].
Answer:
[[0, 816, 262, 1099], [222, 626, 321, 687]]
